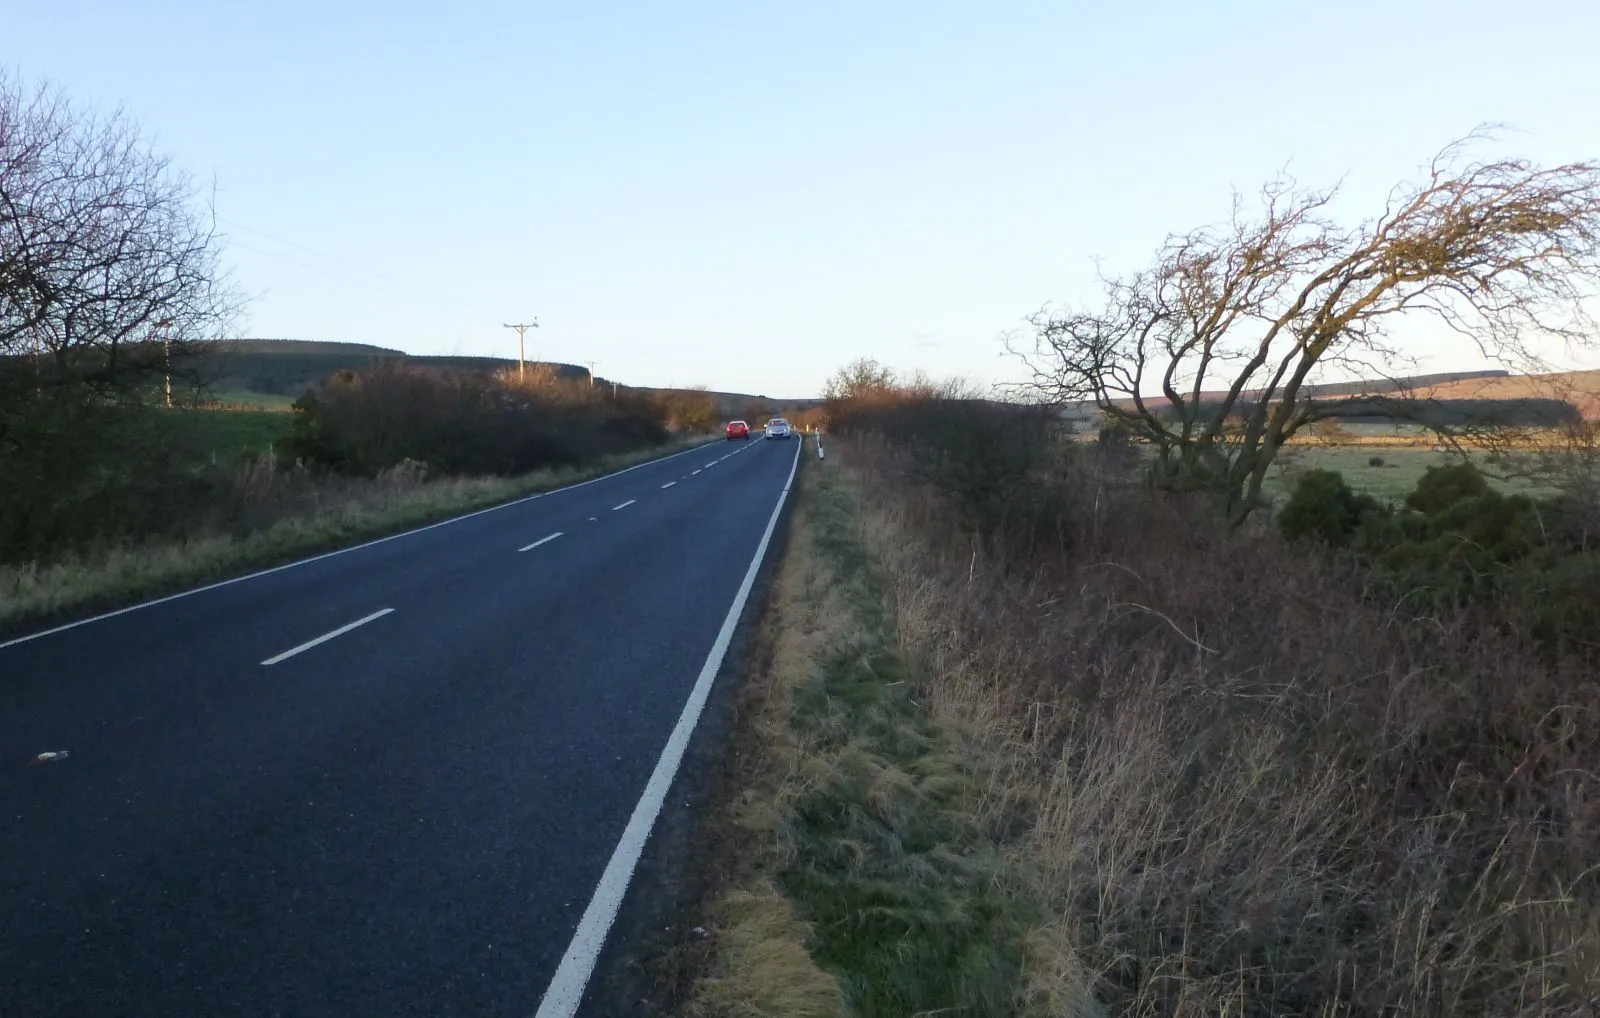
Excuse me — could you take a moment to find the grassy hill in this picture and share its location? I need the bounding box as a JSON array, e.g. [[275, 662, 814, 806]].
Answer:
[[200, 339, 590, 398], [197, 339, 821, 417], [1406, 369, 1600, 418], [1071, 368, 1600, 426]]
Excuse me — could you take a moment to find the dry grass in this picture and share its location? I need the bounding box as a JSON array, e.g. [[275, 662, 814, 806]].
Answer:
[[688, 468, 854, 1017], [691, 884, 849, 1018], [836, 433, 1599, 1017], [688, 461, 1045, 1017], [0, 437, 716, 634]]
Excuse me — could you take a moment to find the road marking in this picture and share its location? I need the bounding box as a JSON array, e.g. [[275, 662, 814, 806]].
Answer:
[[261, 608, 394, 667], [660, 481, 676, 489], [691, 469, 701, 475], [534, 437, 803, 1018], [0, 440, 724, 652], [611, 499, 636, 511], [519, 532, 563, 552], [704, 461, 716, 468]]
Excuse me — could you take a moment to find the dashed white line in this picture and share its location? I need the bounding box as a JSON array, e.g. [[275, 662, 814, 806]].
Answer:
[[0, 440, 722, 653], [691, 469, 701, 476], [261, 608, 394, 666], [611, 499, 636, 511], [533, 437, 804, 1017], [660, 481, 676, 489], [519, 532, 564, 552]]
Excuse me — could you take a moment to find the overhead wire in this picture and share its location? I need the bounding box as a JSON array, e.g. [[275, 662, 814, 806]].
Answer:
[[218, 216, 502, 327]]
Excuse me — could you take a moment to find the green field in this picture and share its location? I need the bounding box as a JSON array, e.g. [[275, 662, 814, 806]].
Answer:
[[210, 390, 299, 410], [1265, 444, 1551, 507], [154, 408, 294, 465]]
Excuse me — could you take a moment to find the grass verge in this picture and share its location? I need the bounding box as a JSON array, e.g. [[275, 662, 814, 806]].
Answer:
[[841, 430, 1597, 1016], [0, 436, 718, 637], [691, 422, 1597, 1015], [686, 454, 1048, 1017]]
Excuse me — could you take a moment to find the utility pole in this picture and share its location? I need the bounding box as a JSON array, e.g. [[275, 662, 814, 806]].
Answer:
[[503, 320, 539, 380], [585, 360, 599, 388], [154, 318, 175, 408]]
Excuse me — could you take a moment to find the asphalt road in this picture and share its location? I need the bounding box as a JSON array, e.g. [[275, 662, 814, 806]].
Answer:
[[0, 435, 804, 1017]]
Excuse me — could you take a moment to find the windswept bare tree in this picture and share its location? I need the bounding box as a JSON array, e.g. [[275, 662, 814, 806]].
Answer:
[[0, 70, 237, 431], [1012, 131, 1600, 524]]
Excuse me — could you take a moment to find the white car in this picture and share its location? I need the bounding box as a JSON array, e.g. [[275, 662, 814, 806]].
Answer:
[[764, 418, 793, 440]]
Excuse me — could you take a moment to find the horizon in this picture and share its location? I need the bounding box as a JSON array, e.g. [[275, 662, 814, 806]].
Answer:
[[212, 337, 1600, 408], [10, 0, 1600, 396]]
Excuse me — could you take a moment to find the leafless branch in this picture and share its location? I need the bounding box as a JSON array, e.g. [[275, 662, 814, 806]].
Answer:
[[1011, 129, 1600, 524]]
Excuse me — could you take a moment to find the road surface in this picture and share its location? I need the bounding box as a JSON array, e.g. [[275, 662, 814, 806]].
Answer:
[[0, 435, 803, 1017]]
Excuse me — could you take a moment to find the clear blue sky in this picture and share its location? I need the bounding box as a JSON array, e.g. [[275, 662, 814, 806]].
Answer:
[[10, 0, 1600, 397]]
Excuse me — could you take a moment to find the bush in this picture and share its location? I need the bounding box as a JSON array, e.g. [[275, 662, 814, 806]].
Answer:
[[281, 364, 669, 476], [1405, 460, 1488, 514], [0, 401, 232, 563], [1319, 465, 1600, 659], [824, 380, 1067, 544], [1276, 468, 1381, 546]]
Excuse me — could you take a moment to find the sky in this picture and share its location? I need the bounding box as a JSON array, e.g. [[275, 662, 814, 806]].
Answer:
[[9, 0, 1600, 398]]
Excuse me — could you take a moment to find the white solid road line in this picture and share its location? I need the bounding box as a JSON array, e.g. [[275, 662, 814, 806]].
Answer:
[[611, 500, 636, 511], [260, 608, 395, 667], [0, 439, 724, 652], [660, 481, 676, 489], [533, 438, 804, 1018], [519, 532, 564, 552]]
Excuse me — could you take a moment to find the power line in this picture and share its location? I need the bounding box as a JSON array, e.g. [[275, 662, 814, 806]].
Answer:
[[218, 217, 500, 326], [226, 239, 499, 327]]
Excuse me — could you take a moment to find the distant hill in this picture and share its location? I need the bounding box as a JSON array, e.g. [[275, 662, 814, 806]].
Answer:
[[1406, 369, 1600, 419], [1074, 368, 1600, 425], [201, 339, 589, 396], [198, 339, 821, 415]]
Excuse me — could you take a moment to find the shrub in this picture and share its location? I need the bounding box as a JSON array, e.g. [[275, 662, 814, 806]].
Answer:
[[1276, 468, 1380, 545], [281, 364, 669, 476], [1405, 460, 1488, 514], [825, 381, 1067, 545], [0, 401, 232, 563], [1344, 471, 1600, 659]]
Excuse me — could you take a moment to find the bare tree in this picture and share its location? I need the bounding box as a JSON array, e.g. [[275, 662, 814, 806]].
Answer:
[[1012, 130, 1600, 524], [822, 357, 897, 404], [657, 385, 720, 432], [0, 70, 238, 430]]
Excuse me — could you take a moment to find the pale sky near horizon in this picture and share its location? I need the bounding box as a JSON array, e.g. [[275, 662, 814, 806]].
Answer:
[[10, 0, 1600, 397]]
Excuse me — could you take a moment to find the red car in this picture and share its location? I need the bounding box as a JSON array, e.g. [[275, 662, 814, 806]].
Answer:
[[726, 420, 751, 440]]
